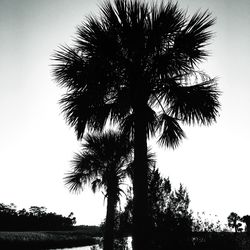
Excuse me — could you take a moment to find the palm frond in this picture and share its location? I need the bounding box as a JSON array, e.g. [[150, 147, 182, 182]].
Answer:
[[120, 113, 135, 139], [76, 14, 121, 62], [174, 10, 215, 65], [52, 45, 85, 91], [114, 0, 130, 28], [101, 1, 120, 28], [91, 178, 103, 193], [146, 1, 185, 54], [71, 152, 101, 176], [157, 113, 186, 148], [147, 147, 156, 169], [109, 86, 133, 124], [64, 171, 84, 194], [64, 149, 104, 194], [145, 105, 158, 138], [167, 76, 220, 125], [59, 91, 90, 139], [60, 90, 115, 139]]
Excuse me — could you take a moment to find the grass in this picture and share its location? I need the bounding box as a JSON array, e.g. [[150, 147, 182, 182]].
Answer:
[[191, 232, 250, 250], [2, 230, 250, 250], [0, 230, 99, 249]]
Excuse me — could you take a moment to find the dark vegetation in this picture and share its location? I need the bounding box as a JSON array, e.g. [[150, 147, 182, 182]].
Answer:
[[114, 165, 193, 249], [113, 170, 225, 249], [0, 203, 75, 231], [190, 232, 250, 250]]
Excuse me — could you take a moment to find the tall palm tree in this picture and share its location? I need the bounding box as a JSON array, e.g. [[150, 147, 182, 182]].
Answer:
[[64, 131, 133, 250], [53, 1, 220, 249]]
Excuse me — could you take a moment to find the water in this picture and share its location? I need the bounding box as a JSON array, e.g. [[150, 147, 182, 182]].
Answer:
[[51, 245, 100, 250], [51, 237, 132, 250]]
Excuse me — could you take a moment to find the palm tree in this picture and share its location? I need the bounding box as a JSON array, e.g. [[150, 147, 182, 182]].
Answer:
[[53, 1, 220, 249], [64, 131, 133, 250]]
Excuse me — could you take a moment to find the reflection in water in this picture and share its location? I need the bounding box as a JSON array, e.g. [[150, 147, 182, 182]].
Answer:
[[51, 237, 132, 250], [51, 245, 100, 250]]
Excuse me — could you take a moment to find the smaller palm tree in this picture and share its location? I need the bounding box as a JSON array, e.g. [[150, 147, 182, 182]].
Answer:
[[64, 131, 133, 250]]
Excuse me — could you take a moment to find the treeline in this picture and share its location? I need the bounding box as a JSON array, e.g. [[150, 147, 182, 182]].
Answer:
[[0, 203, 76, 231]]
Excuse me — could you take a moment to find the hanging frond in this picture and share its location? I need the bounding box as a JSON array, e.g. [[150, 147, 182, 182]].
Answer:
[[167, 77, 220, 125], [60, 90, 116, 139], [91, 178, 103, 193], [64, 171, 85, 193], [157, 113, 186, 148]]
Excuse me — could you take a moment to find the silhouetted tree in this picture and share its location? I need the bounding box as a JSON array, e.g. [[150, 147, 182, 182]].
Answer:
[[53, 1, 220, 248], [242, 215, 250, 234], [153, 183, 192, 250], [227, 212, 242, 233], [64, 131, 133, 250], [117, 168, 192, 250], [147, 166, 171, 229]]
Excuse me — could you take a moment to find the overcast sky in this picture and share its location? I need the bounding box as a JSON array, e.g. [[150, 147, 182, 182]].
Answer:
[[0, 0, 250, 226]]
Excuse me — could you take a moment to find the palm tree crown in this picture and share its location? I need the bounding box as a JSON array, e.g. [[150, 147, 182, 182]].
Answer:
[[53, 0, 219, 146], [64, 131, 132, 202]]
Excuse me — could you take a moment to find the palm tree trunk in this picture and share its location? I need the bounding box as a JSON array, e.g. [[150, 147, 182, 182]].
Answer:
[[132, 106, 150, 250], [103, 190, 116, 250]]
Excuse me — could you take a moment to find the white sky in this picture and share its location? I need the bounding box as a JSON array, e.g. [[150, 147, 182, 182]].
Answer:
[[0, 0, 250, 226]]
